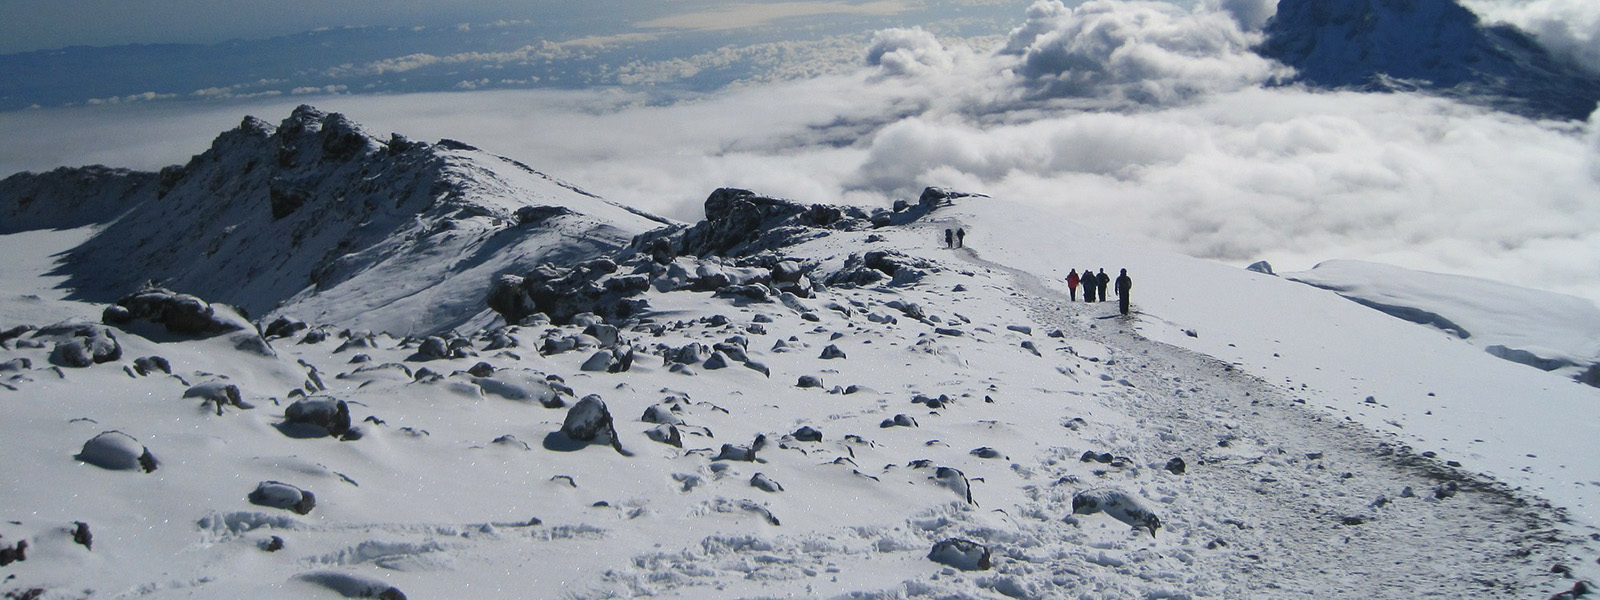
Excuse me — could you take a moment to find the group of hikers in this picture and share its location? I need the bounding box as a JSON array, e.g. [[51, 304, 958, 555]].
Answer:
[[1068, 268, 1134, 316], [938, 226, 1132, 316], [943, 228, 966, 249]]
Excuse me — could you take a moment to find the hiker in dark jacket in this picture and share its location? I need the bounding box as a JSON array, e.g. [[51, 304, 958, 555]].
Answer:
[[1097, 269, 1110, 302], [1067, 269, 1080, 301], [1083, 268, 1097, 302], [1115, 268, 1132, 315], [944, 229, 953, 248], [956, 228, 966, 248]]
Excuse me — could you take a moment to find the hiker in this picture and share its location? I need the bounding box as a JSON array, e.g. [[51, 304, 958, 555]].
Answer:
[[1115, 268, 1132, 315], [1083, 268, 1097, 302], [956, 228, 966, 248], [944, 229, 953, 248], [1067, 269, 1080, 301], [1097, 269, 1110, 302]]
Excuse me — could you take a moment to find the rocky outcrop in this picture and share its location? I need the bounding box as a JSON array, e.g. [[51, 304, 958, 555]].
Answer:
[[103, 287, 249, 336]]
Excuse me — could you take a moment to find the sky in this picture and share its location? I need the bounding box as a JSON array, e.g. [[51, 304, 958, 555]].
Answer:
[[3, 0, 1600, 305]]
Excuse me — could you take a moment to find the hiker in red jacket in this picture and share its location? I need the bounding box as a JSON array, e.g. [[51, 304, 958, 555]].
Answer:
[[1067, 269, 1080, 301]]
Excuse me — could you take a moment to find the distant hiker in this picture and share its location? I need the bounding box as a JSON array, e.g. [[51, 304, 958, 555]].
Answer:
[[1067, 269, 1080, 301], [1083, 268, 1097, 302], [956, 228, 966, 248], [1097, 269, 1110, 302], [945, 229, 953, 248], [1115, 268, 1132, 316]]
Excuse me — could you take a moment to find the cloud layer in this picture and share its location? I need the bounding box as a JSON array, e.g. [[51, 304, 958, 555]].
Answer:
[[4, 0, 1599, 304]]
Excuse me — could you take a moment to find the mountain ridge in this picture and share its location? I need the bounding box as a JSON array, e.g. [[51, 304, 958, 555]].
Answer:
[[0, 105, 670, 335], [1258, 0, 1600, 120]]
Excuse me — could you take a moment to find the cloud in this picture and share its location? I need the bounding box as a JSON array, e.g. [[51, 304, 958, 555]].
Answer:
[[1462, 0, 1600, 72], [4, 0, 1600, 305], [866, 28, 956, 77], [1000, 0, 1288, 105], [1203, 0, 1278, 31]]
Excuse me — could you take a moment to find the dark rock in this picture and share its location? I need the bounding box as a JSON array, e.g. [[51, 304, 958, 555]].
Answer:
[[928, 538, 991, 571], [580, 350, 616, 372], [39, 322, 121, 367], [184, 381, 253, 414], [881, 414, 918, 428], [819, 344, 847, 360], [249, 481, 317, 515], [263, 316, 308, 339], [791, 426, 823, 442], [106, 287, 246, 336], [645, 424, 683, 448], [282, 397, 352, 438], [262, 536, 285, 552], [641, 404, 684, 425], [132, 355, 171, 376], [970, 447, 1003, 459], [797, 375, 824, 388], [559, 395, 626, 454], [417, 336, 452, 360], [751, 473, 784, 493], [1165, 457, 1187, 475], [0, 539, 27, 566], [467, 362, 496, 378]]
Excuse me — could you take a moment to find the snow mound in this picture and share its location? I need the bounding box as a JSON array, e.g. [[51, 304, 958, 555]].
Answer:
[[1287, 259, 1600, 384]]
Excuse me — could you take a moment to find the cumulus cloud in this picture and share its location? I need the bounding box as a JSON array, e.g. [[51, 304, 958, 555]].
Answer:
[[5, 0, 1600, 304], [1000, 0, 1288, 104], [866, 28, 956, 77]]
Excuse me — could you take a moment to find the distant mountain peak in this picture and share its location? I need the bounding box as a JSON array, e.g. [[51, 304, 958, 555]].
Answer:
[[1259, 0, 1600, 120]]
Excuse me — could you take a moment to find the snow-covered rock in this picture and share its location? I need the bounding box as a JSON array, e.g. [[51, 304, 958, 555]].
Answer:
[[76, 431, 158, 473]]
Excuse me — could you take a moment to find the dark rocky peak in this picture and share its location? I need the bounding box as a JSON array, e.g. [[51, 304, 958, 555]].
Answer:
[[640, 188, 876, 260], [1260, 0, 1600, 120]]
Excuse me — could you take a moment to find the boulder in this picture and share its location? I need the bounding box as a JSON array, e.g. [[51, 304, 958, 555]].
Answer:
[[132, 355, 172, 376], [248, 481, 317, 515], [104, 287, 247, 336], [38, 322, 121, 367], [750, 473, 785, 493], [282, 397, 353, 438], [791, 426, 823, 442], [184, 381, 253, 414], [928, 538, 992, 571], [76, 431, 158, 472], [1072, 488, 1162, 537], [580, 350, 616, 372], [560, 395, 626, 454], [645, 424, 683, 448]]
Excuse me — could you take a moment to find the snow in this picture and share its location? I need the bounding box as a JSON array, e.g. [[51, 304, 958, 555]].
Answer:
[[1285, 258, 1600, 379], [3, 124, 1600, 597]]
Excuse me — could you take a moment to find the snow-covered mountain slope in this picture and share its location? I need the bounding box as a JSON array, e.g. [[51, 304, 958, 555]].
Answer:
[[0, 105, 671, 335], [1285, 259, 1600, 386], [3, 171, 1598, 598], [1258, 0, 1600, 120]]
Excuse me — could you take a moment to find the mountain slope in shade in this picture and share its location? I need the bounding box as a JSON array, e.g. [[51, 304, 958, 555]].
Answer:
[[1258, 0, 1600, 120], [0, 105, 671, 335]]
